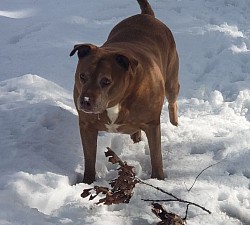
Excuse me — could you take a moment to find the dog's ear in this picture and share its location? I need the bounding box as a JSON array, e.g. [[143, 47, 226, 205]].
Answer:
[[115, 54, 138, 74], [70, 44, 97, 58]]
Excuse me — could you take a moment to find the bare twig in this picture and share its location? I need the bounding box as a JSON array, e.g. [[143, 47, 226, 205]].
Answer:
[[186, 162, 221, 192], [137, 178, 211, 215], [183, 204, 190, 221]]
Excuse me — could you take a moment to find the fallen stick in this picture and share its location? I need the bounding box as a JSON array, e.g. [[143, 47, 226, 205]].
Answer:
[[138, 178, 211, 215]]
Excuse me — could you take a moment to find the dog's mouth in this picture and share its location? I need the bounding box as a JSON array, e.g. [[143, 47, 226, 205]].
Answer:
[[80, 108, 104, 114]]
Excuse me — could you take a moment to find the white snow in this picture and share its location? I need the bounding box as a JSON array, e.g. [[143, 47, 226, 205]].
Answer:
[[0, 0, 250, 224], [0, 9, 35, 19], [207, 23, 245, 38]]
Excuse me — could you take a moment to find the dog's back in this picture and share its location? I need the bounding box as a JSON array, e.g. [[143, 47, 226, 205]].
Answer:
[[104, 0, 177, 79]]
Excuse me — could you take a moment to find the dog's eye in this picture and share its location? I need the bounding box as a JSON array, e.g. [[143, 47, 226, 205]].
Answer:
[[100, 78, 112, 87], [80, 73, 88, 83]]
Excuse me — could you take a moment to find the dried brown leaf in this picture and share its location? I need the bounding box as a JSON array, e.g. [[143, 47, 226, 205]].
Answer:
[[80, 188, 93, 198], [152, 203, 185, 225], [94, 186, 109, 195], [96, 197, 107, 205], [105, 147, 124, 166], [89, 194, 98, 201], [81, 148, 137, 205]]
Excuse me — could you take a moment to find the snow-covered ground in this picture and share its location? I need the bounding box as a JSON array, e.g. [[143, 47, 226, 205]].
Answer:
[[0, 0, 250, 224]]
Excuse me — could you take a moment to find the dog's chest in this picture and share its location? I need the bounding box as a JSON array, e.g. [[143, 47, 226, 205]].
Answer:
[[105, 104, 120, 132]]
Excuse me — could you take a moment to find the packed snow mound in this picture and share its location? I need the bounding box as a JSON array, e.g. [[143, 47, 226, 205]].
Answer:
[[0, 74, 250, 224], [0, 74, 75, 112], [0, 75, 80, 178]]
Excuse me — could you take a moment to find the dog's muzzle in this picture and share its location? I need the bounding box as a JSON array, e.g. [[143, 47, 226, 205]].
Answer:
[[77, 95, 107, 114]]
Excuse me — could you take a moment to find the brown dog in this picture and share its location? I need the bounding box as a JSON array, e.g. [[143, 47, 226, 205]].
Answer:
[[70, 0, 179, 184]]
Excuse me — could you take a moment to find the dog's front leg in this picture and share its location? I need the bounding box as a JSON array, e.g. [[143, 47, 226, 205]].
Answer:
[[79, 123, 98, 184], [144, 122, 164, 180]]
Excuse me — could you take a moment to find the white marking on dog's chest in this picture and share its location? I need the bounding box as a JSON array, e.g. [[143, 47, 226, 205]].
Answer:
[[105, 104, 120, 132]]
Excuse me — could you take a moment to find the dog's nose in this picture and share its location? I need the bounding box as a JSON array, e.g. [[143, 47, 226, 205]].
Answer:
[[80, 96, 92, 111]]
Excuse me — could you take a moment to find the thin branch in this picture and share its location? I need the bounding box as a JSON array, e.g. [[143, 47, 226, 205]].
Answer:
[[186, 161, 221, 192], [142, 198, 211, 215], [138, 179, 179, 200], [183, 204, 191, 220], [137, 178, 211, 215]]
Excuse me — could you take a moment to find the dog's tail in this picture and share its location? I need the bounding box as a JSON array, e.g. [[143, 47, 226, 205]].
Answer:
[[137, 0, 155, 17]]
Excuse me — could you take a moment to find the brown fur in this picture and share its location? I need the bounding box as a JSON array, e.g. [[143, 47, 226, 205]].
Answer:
[[70, 0, 179, 184]]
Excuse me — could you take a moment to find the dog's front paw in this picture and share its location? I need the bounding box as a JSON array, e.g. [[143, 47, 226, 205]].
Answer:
[[151, 170, 165, 180]]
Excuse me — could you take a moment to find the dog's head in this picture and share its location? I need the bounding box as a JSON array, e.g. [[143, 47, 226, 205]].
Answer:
[[70, 44, 138, 114]]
